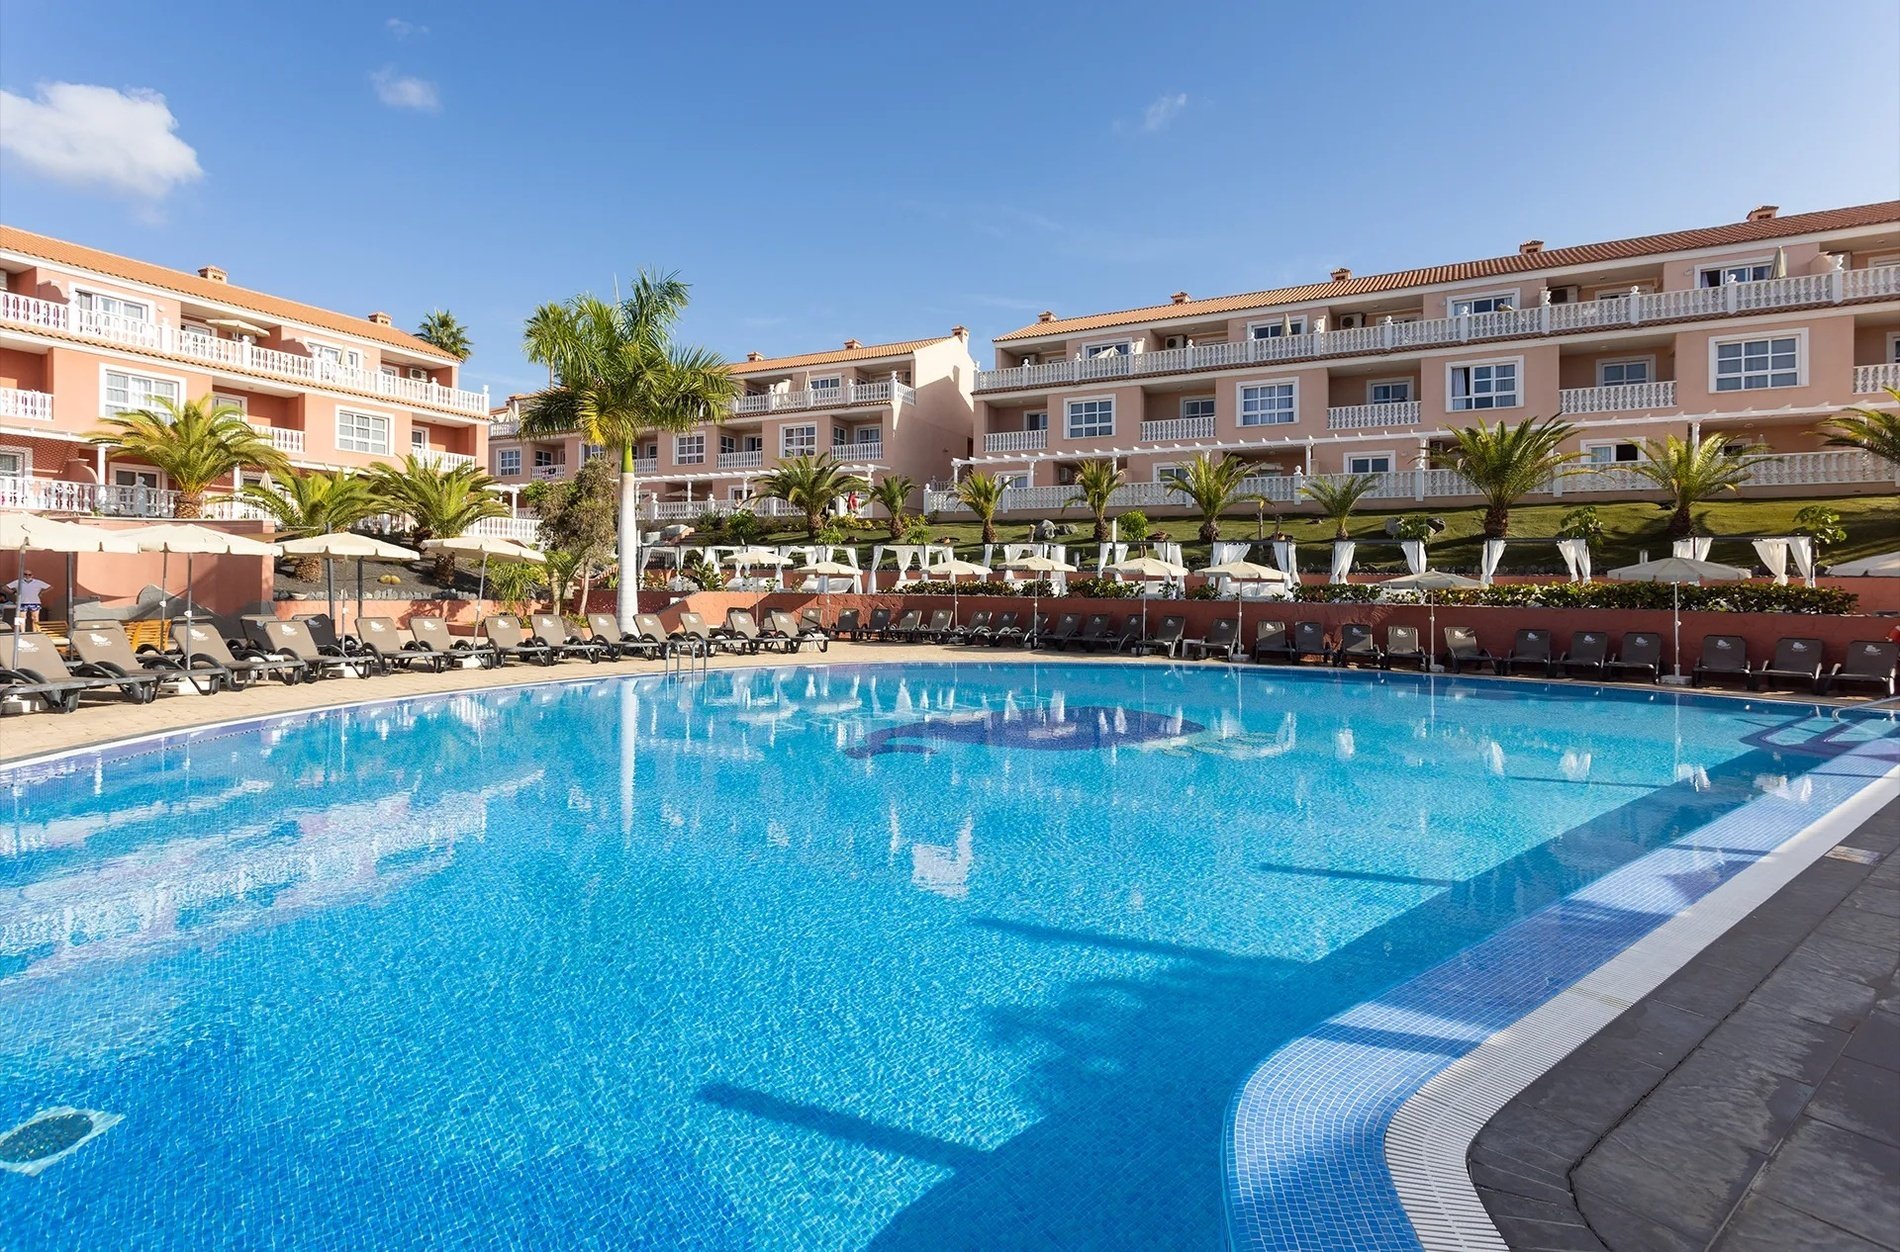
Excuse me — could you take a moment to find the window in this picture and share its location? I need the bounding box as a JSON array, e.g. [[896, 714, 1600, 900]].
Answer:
[[997, 472, 1029, 492], [855, 427, 880, 444], [1449, 360, 1519, 410], [1596, 358, 1651, 386], [1181, 397, 1216, 421], [113, 467, 163, 490], [781, 424, 817, 456], [497, 448, 521, 475], [809, 376, 842, 396], [1024, 410, 1048, 431], [102, 369, 181, 415], [640, 443, 657, 460], [1582, 441, 1641, 465], [211, 392, 248, 415], [1248, 317, 1308, 339], [1065, 397, 1115, 438], [581, 443, 606, 462], [1237, 382, 1296, 426], [410, 427, 428, 452], [1346, 453, 1393, 474], [0, 447, 27, 478], [1886, 331, 1900, 364], [675, 433, 706, 464], [1449, 292, 1517, 316], [1367, 379, 1413, 404], [743, 436, 763, 453], [74, 290, 150, 321], [380, 364, 400, 378], [1154, 462, 1187, 483], [310, 341, 364, 375], [1712, 335, 1800, 391], [832, 425, 848, 447], [1083, 341, 1131, 359], [1699, 260, 1773, 287], [533, 447, 560, 469], [719, 434, 736, 455], [336, 409, 391, 455]]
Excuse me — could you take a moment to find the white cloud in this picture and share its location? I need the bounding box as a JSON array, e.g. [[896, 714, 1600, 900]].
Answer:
[[1138, 92, 1188, 134], [385, 17, 428, 38], [372, 68, 440, 112], [0, 82, 202, 199]]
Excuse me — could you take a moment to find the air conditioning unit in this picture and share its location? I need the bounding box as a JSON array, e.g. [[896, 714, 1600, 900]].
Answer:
[[1335, 313, 1365, 330], [1548, 285, 1580, 304], [1162, 335, 1187, 350], [408, 367, 430, 380]]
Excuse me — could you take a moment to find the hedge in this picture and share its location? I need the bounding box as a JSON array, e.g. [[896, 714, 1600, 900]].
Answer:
[[1348, 582, 1857, 614]]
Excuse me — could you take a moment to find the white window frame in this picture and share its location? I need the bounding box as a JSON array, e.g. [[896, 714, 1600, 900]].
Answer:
[[1366, 377, 1413, 405], [1708, 329, 1805, 393], [533, 446, 561, 469], [996, 471, 1030, 492], [780, 423, 818, 457], [73, 286, 153, 322], [1580, 439, 1643, 465], [1698, 256, 1775, 287], [1595, 356, 1655, 387], [853, 426, 880, 445], [1885, 330, 1900, 364], [719, 434, 736, 454], [675, 432, 706, 464], [307, 338, 364, 371], [410, 426, 429, 452], [1448, 289, 1520, 316], [335, 407, 393, 455], [111, 464, 166, 490], [496, 448, 522, 476], [0, 445, 30, 477], [808, 375, 843, 393], [581, 443, 606, 462], [99, 365, 184, 416], [1153, 461, 1187, 483], [1081, 339, 1132, 359], [1865, 252, 1900, 269], [1024, 410, 1048, 431], [1345, 451, 1396, 475], [1446, 356, 1523, 411], [1180, 396, 1216, 421], [1590, 283, 1654, 299], [1064, 395, 1115, 438], [1235, 379, 1298, 427], [211, 391, 248, 415], [1246, 316, 1309, 340]]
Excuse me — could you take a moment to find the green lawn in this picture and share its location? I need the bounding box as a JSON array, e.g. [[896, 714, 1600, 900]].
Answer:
[[751, 493, 1900, 575]]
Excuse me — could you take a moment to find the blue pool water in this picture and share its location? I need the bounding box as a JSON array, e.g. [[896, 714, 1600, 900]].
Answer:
[[1, 662, 1894, 1250]]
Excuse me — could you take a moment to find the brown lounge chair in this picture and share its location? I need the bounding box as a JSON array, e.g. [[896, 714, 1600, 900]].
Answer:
[[631, 614, 676, 657], [357, 617, 452, 672], [1691, 635, 1749, 688], [1184, 617, 1240, 660], [530, 612, 615, 663], [1334, 623, 1383, 668], [916, 609, 955, 643], [243, 616, 376, 679], [1748, 637, 1825, 693], [886, 609, 924, 642], [1605, 631, 1663, 683], [1137, 615, 1187, 657], [407, 615, 499, 668], [1291, 622, 1331, 664], [672, 611, 735, 654], [1442, 626, 1493, 674], [1253, 621, 1294, 664], [1109, 614, 1145, 653], [769, 610, 828, 653], [831, 608, 865, 639], [72, 619, 225, 694], [1495, 629, 1556, 677], [1383, 625, 1426, 670], [1064, 613, 1114, 652], [1036, 613, 1081, 650], [171, 621, 307, 686], [948, 610, 992, 645], [1, 631, 160, 706], [719, 609, 774, 654], [478, 614, 559, 666], [1558, 630, 1610, 680], [585, 612, 664, 659], [1825, 641, 1897, 698]]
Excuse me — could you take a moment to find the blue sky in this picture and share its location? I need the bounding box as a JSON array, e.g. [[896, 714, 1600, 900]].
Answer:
[[2, 0, 1896, 399]]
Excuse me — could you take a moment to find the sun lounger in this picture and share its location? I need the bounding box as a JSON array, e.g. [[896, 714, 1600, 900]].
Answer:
[[1442, 626, 1493, 674], [674, 611, 740, 654], [1252, 621, 1294, 664], [861, 607, 895, 640], [407, 616, 500, 668], [1037, 613, 1081, 650], [1824, 641, 1897, 698], [799, 608, 831, 640], [1334, 623, 1383, 668], [630, 614, 677, 658], [1185, 617, 1240, 660], [584, 612, 663, 659], [478, 614, 559, 666], [1021, 613, 1053, 648], [1605, 631, 1663, 683], [295, 613, 374, 660], [244, 616, 376, 679], [989, 611, 1026, 647], [1691, 635, 1749, 687], [72, 619, 226, 693], [948, 610, 992, 644], [530, 612, 615, 663], [719, 610, 776, 654], [917, 609, 955, 643], [1495, 628, 1556, 677], [1291, 622, 1331, 664], [0, 660, 92, 713], [1111, 614, 1145, 652], [1748, 637, 1825, 693], [832, 608, 865, 640], [1136, 615, 1186, 657], [887, 609, 924, 642], [172, 621, 308, 686], [1, 631, 160, 705], [769, 610, 828, 653], [1066, 614, 1113, 651], [355, 617, 452, 672], [1383, 625, 1426, 670]]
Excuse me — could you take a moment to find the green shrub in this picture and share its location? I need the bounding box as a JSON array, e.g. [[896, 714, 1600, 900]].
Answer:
[[1793, 505, 1845, 550], [1557, 505, 1605, 542], [900, 517, 934, 544], [1065, 576, 1139, 599], [1426, 582, 1856, 614], [723, 509, 763, 544], [1118, 510, 1151, 543], [1294, 584, 1383, 603]]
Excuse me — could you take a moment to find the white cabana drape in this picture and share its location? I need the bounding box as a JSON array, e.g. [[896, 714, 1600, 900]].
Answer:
[[1155, 540, 1184, 567], [1271, 540, 1299, 585], [1788, 536, 1815, 587], [1479, 539, 1506, 585], [1399, 540, 1426, 575], [1671, 537, 1714, 560], [979, 543, 994, 572], [1556, 538, 1592, 583], [1329, 541, 1356, 584], [1212, 540, 1252, 565], [1751, 537, 1790, 585]]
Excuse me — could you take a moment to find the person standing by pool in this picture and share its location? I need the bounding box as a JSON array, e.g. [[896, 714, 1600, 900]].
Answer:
[[4, 568, 51, 631]]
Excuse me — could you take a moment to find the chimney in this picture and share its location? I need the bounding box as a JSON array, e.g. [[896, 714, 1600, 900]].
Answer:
[[1519, 240, 1544, 255], [367, 311, 393, 326], [1170, 291, 1190, 305], [1746, 205, 1779, 221], [746, 351, 764, 362], [1330, 267, 1352, 283], [198, 265, 227, 283], [1037, 310, 1055, 323], [843, 338, 862, 349], [950, 325, 968, 340]]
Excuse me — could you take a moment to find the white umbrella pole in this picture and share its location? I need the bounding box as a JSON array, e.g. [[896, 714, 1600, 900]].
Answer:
[[1427, 592, 1436, 672], [477, 553, 488, 609], [324, 557, 336, 626], [1672, 579, 1681, 681], [184, 552, 195, 640], [356, 557, 365, 636]]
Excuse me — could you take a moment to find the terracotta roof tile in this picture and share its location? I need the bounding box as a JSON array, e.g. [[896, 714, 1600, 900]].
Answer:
[[0, 225, 460, 361], [995, 201, 1900, 342], [728, 335, 955, 374]]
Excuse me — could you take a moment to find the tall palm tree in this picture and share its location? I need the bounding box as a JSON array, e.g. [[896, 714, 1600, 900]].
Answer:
[[1165, 453, 1252, 543], [1619, 434, 1769, 539], [365, 456, 509, 582], [869, 474, 916, 540], [415, 310, 473, 361], [1065, 459, 1124, 542], [1434, 416, 1581, 538], [521, 273, 737, 628], [89, 395, 290, 519], [749, 454, 869, 539], [238, 469, 382, 579], [953, 472, 1006, 545], [1823, 387, 1900, 467], [1300, 474, 1383, 539]]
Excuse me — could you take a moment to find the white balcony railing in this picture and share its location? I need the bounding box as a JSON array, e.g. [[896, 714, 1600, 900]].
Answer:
[[834, 440, 885, 463], [0, 292, 489, 414], [532, 464, 568, 480], [728, 378, 914, 416], [1853, 363, 1900, 394], [1557, 380, 1679, 414], [468, 515, 544, 542], [250, 424, 306, 454], [1326, 401, 1421, 430], [0, 387, 54, 423], [974, 267, 1900, 392], [416, 450, 477, 471], [633, 458, 658, 475], [717, 449, 765, 470], [0, 476, 178, 517], [489, 416, 521, 437], [1140, 415, 1217, 442], [982, 428, 1050, 453]]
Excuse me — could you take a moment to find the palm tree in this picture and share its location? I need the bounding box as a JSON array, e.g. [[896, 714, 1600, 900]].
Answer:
[[238, 469, 382, 579], [1823, 387, 1900, 467], [953, 472, 1006, 545], [1619, 434, 1769, 539], [749, 454, 869, 539], [1065, 460, 1124, 542], [89, 395, 290, 519], [1434, 416, 1582, 538], [521, 273, 737, 628], [1300, 474, 1383, 539], [869, 474, 916, 540], [1165, 453, 1252, 543], [415, 309, 473, 361], [366, 456, 509, 582]]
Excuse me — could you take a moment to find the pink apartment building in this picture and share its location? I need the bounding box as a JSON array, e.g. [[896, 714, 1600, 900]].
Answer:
[[0, 226, 489, 517], [488, 331, 977, 519], [930, 202, 1900, 518]]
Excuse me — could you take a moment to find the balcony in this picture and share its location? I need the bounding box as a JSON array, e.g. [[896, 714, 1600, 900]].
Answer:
[[728, 378, 914, 416], [982, 428, 1049, 454], [416, 450, 477, 471], [633, 457, 658, 475], [717, 449, 765, 470], [1140, 415, 1216, 442], [489, 416, 521, 437], [1557, 381, 1679, 414], [974, 266, 1900, 393], [0, 387, 54, 423], [0, 476, 176, 517], [0, 292, 490, 415], [1326, 401, 1420, 430], [250, 424, 306, 454], [1854, 363, 1900, 394], [468, 515, 543, 543], [833, 440, 885, 464], [532, 463, 568, 480]]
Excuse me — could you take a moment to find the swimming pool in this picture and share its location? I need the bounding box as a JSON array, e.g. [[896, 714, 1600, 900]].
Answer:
[[1, 662, 1894, 1250]]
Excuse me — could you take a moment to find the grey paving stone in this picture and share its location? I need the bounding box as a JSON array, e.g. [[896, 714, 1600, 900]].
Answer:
[[1809, 1055, 1900, 1150], [1753, 1118, 1900, 1247], [1575, 1133, 1761, 1243], [1712, 1193, 1893, 1252], [1699, 999, 1853, 1085], [1469, 1137, 1577, 1191], [1573, 1186, 1705, 1252], [1613, 1047, 1814, 1159], [1847, 884, 1900, 919], [1484, 1210, 1609, 1252], [1652, 956, 1772, 1019], [1843, 1009, 1900, 1072], [1468, 1154, 1576, 1206], [1813, 909, 1900, 959], [1585, 998, 1719, 1071], [1519, 1052, 1668, 1139], [1750, 963, 1880, 1031]]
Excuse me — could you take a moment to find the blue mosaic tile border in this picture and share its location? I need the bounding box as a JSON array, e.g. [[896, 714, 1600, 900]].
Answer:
[[1222, 729, 1900, 1252]]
